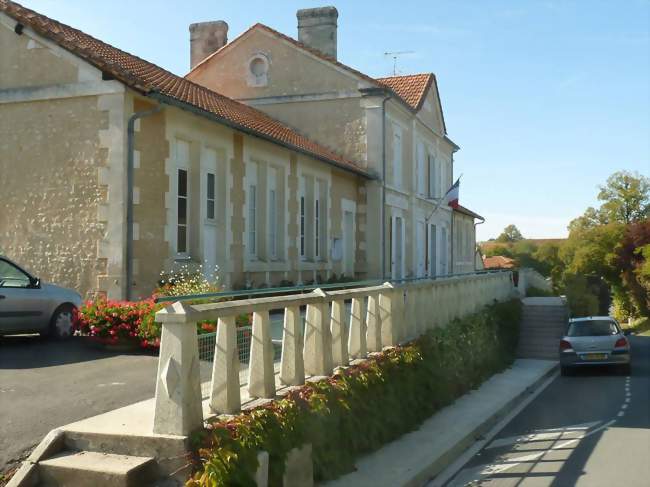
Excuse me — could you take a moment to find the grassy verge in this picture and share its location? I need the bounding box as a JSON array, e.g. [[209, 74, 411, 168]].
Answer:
[[186, 299, 522, 487]]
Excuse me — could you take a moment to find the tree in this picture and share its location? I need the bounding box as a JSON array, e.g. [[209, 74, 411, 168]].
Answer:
[[614, 220, 650, 317], [496, 224, 524, 243], [597, 171, 650, 224]]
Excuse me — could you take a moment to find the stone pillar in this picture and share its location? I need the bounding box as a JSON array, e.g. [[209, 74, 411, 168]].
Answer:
[[348, 297, 367, 359], [280, 306, 305, 386], [380, 286, 400, 347], [248, 310, 276, 398], [303, 289, 333, 376], [366, 294, 382, 352], [210, 316, 241, 414], [330, 300, 349, 367], [153, 303, 203, 436]]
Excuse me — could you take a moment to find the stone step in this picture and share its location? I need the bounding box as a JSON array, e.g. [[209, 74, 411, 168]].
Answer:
[[38, 450, 157, 487], [62, 430, 189, 481]]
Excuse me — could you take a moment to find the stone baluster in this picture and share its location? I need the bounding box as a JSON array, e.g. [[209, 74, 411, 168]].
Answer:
[[348, 297, 367, 359], [330, 299, 349, 368], [280, 305, 305, 386], [303, 289, 333, 376], [380, 284, 400, 347], [153, 302, 203, 436], [366, 293, 382, 352], [248, 310, 276, 398], [210, 315, 241, 414]]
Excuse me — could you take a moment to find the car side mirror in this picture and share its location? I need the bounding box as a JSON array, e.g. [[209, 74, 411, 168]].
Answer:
[[623, 329, 632, 336], [30, 277, 41, 289]]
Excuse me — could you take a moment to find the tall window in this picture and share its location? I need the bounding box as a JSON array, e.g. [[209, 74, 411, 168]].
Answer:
[[416, 142, 426, 196], [392, 125, 402, 188], [177, 168, 188, 254], [268, 168, 277, 259], [441, 227, 448, 275], [300, 195, 306, 259], [428, 154, 437, 198], [248, 184, 257, 257], [428, 224, 437, 277], [315, 198, 320, 258], [206, 173, 215, 221]]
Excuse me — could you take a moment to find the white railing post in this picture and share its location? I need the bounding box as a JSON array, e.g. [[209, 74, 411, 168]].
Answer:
[[210, 316, 241, 414], [348, 297, 367, 359], [380, 283, 400, 347], [331, 299, 349, 368], [280, 305, 305, 386], [366, 293, 382, 352], [153, 302, 203, 436], [248, 310, 276, 399], [303, 289, 333, 376]]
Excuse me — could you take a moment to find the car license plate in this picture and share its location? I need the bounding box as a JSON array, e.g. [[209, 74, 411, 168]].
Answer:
[[583, 353, 607, 360]]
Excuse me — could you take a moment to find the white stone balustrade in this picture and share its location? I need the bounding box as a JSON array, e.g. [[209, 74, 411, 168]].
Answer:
[[152, 271, 515, 435]]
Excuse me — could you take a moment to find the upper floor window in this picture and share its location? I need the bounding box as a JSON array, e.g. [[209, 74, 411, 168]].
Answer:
[[175, 139, 190, 256], [392, 124, 402, 188], [416, 142, 427, 196]]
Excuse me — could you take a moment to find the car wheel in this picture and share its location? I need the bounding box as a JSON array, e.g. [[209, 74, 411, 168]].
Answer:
[[49, 304, 75, 339]]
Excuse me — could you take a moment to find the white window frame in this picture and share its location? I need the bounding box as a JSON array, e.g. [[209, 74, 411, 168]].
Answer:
[[205, 172, 216, 222], [428, 153, 437, 199], [416, 141, 426, 196]]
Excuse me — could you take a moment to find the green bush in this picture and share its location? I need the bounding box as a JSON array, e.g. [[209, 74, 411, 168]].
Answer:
[[187, 299, 522, 486]]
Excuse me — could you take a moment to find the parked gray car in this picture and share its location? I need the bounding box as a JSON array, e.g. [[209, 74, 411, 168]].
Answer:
[[560, 316, 631, 375], [0, 256, 82, 338]]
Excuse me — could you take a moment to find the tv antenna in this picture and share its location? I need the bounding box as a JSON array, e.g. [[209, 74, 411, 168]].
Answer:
[[384, 50, 415, 75]]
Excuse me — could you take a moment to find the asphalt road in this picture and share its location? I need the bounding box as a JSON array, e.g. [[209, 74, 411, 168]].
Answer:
[[0, 335, 158, 477], [441, 334, 650, 487]]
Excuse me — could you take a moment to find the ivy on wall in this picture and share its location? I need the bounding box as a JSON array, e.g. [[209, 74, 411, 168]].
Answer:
[[187, 299, 522, 486]]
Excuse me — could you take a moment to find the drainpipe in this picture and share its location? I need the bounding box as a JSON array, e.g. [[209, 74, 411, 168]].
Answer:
[[126, 104, 163, 301]]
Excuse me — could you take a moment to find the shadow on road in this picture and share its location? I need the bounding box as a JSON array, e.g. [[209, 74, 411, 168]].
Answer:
[[0, 335, 156, 369]]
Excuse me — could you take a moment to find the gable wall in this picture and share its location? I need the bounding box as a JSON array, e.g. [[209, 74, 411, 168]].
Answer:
[[0, 13, 127, 299]]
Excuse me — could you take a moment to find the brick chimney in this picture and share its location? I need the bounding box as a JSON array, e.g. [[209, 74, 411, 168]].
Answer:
[[189, 21, 228, 69], [297, 6, 338, 59]]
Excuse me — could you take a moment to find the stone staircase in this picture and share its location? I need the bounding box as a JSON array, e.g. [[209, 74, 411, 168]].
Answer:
[[9, 427, 189, 487], [517, 297, 568, 360]]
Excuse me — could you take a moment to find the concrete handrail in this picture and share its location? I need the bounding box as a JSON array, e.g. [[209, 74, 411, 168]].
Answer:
[[152, 271, 515, 435]]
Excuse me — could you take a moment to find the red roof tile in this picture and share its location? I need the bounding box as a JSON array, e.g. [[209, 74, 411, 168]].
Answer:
[[0, 0, 370, 178], [375, 74, 433, 111], [483, 256, 517, 269]]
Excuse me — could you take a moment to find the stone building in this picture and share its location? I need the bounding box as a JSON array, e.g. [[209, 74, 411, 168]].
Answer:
[[0, 1, 482, 300], [185, 6, 482, 281]]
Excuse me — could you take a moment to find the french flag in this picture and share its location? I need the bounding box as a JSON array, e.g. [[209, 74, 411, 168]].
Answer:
[[445, 177, 460, 209]]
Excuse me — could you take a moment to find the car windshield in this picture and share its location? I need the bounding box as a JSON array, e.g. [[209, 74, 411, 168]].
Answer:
[[567, 320, 618, 337]]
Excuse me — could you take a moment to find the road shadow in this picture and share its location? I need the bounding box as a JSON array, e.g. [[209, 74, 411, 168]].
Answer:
[[0, 335, 157, 369]]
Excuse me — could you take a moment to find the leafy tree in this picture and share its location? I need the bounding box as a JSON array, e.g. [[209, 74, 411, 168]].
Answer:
[[597, 171, 649, 224], [496, 224, 524, 243], [614, 220, 650, 317]]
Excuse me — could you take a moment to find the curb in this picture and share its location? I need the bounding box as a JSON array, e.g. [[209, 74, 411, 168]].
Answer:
[[5, 430, 65, 487], [412, 362, 559, 487]]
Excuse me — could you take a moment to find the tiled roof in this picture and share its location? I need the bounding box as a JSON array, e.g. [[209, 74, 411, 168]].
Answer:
[[375, 74, 433, 111], [0, 0, 370, 178], [188, 23, 440, 119], [483, 256, 517, 269]]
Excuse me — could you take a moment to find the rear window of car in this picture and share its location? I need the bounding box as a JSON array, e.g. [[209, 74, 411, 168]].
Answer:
[[567, 320, 619, 337]]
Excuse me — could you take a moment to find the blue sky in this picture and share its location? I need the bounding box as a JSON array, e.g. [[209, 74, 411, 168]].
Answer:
[[30, 0, 650, 240]]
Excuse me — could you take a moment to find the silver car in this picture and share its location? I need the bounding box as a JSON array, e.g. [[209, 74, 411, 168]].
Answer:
[[0, 256, 82, 338], [560, 316, 631, 375]]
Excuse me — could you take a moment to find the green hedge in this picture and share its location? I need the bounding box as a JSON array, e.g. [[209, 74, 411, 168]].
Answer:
[[187, 299, 522, 487]]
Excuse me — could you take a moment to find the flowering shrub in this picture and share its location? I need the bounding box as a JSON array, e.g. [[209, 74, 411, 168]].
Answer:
[[73, 298, 165, 348], [157, 264, 221, 298]]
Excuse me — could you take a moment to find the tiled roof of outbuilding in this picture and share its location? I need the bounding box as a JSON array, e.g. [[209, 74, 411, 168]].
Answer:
[[0, 0, 371, 178]]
